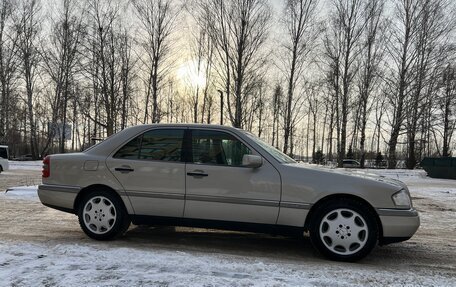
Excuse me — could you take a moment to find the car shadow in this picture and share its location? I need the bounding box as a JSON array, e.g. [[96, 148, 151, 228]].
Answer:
[[102, 225, 448, 267], [113, 225, 320, 262]]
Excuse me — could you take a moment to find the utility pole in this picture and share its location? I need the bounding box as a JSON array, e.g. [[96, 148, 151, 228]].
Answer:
[[218, 90, 223, 125]]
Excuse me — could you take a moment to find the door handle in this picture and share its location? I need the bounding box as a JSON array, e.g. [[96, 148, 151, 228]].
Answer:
[[187, 171, 208, 177], [115, 166, 134, 173]]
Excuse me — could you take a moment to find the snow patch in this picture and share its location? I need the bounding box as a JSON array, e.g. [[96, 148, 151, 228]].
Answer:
[[8, 160, 43, 171], [0, 242, 454, 286], [2, 185, 39, 202]]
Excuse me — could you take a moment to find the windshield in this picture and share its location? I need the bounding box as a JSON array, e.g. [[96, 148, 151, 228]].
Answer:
[[243, 132, 296, 164]]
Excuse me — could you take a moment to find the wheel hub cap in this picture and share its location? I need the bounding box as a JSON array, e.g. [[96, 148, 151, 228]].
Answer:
[[83, 196, 117, 235], [319, 208, 368, 256]]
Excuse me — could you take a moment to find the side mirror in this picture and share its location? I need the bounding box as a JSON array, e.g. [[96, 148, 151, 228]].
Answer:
[[242, 154, 263, 168]]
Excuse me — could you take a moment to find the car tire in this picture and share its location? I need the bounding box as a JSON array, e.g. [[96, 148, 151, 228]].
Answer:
[[77, 189, 130, 240], [309, 198, 378, 261]]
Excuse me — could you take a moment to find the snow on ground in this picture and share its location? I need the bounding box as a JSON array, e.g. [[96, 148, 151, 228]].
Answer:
[[2, 186, 40, 202], [365, 169, 456, 211], [8, 160, 43, 171], [0, 240, 452, 287], [0, 168, 455, 286]]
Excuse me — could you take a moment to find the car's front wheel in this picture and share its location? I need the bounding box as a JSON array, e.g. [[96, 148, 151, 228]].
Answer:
[[309, 198, 378, 261], [77, 189, 130, 240]]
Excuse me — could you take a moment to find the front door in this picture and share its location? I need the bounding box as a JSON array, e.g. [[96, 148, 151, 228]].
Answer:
[[184, 129, 281, 224], [106, 128, 186, 217]]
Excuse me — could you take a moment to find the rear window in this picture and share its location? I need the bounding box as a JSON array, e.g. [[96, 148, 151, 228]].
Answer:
[[113, 137, 141, 159], [114, 129, 184, 162]]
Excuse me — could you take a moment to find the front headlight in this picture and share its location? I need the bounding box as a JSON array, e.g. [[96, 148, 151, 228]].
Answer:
[[392, 189, 411, 208]]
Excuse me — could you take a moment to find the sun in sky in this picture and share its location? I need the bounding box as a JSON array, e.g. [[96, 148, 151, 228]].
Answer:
[[176, 59, 207, 89]]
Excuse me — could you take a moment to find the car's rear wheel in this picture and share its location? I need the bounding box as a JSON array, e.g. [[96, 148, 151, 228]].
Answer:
[[77, 189, 130, 240], [309, 198, 378, 261]]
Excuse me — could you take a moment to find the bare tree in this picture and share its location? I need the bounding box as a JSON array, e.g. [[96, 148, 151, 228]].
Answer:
[[132, 0, 178, 124], [439, 64, 456, 157], [199, 0, 271, 128], [2, 0, 455, 161], [254, 81, 266, 137], [16, 0, 42, 159], [323, 41, 341, 162], [244, 77, 267, 134], [84, 0, 128, 137], [230, 0, 271, 128], [307, 84, 321, 162], [356, 0, 386, 168], [325, 0, 366, 167], [200, 32, 214, 124], [404, 0, 454, 168], [281, 0, 319, 154], [119, 27, 136, 130], [385, 0, 421, 169], [185, 26, 214, 124], [0, 0, 20, 146], [271, 83, 283, 148], [41, 0, 85, 153], [192, 30, 204, 123]]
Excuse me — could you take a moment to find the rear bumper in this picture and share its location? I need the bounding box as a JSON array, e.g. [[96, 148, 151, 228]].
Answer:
[[377, 208, 420, 242], [38, 184, 80, 213]]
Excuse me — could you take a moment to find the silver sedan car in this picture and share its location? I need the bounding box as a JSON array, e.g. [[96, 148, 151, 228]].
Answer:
[[38, 124, 419, 261]]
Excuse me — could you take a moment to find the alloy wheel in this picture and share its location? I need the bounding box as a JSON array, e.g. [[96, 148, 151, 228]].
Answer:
[[319, 208, 369, 256], [82, 196, 117, 234]]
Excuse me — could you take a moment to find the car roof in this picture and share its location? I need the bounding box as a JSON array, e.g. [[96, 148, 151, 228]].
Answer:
[[133, 123, 240, 131]]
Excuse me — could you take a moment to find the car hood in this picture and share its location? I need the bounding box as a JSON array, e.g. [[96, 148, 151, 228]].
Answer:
[[331, 167, 406, 189], [284, 163, 407, 191], [277, 163, 409, 209]]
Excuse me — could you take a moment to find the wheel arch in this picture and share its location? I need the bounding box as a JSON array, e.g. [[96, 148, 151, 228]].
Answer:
[[304, 193, 383, 240], [74, 184, 130, 215]]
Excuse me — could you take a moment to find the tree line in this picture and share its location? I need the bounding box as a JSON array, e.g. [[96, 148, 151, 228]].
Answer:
[[0, 0, 455, 169]]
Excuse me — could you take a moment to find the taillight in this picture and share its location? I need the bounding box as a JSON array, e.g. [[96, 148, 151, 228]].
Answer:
[[42, 156, 50, 178]]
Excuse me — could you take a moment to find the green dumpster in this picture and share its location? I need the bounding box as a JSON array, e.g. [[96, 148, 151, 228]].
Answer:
[[420, 157, 456, 180]]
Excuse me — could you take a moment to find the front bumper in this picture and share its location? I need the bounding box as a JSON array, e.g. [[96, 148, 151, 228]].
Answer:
[[377, 208, 420, 241], [38, 184, 80, 213]]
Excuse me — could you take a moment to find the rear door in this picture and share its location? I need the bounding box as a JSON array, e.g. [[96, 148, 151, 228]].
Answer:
[[106, 128, 186, 217], [184, 129, 281, 224]]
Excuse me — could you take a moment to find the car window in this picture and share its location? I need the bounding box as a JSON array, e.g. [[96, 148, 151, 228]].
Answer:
[[114, 129, 184, 162], [113, 136, 142, 159], [192, 130, 250, 166], [0, 147, 7, 159]]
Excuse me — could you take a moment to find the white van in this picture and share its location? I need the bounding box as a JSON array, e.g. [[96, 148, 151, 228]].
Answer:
[[0, 145, 9, 172]]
